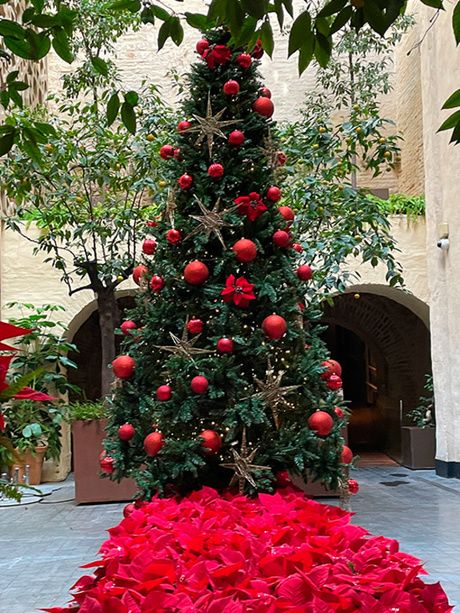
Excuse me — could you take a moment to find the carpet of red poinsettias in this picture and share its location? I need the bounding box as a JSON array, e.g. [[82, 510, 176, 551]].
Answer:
[[44, 487, 452, 613]]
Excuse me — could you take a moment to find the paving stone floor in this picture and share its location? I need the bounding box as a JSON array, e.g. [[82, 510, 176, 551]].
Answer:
[[1, 466, 459, 612]]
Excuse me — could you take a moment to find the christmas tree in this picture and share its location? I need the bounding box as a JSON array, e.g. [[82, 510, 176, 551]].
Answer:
[[103, 29, 350, 498]]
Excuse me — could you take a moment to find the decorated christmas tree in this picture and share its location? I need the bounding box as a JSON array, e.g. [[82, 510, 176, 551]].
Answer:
[[103, 28, 351, 499]]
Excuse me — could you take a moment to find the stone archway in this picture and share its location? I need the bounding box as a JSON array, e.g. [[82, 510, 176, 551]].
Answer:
[[322, 287, 431, 461]]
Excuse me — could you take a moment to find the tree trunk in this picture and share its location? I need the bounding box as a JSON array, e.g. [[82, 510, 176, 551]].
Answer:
[[96, 288, 120, 399]]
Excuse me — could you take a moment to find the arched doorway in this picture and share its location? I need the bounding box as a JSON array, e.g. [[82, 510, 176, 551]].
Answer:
[[322, 287, 431, 462]]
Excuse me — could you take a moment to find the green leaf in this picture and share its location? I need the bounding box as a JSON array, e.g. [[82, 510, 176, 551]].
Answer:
[[442, 89, 460, 109], [208, 0, 226, 21], [151, 4, 171, 21], [140, 6, 155, 25], [420, 0, 443, 7], [330, 6, 353, 34], [157, 19, 170, 50], [273, 0, 284, 28], [169, 16, 184, 46], [288, 10, 312, 57], [318, 0, 347, 18], [0, 127, 16, 156], [6, 70, 19, 83], [241, 0, 268, 19], [124, 90, 139, 106], [281, 0, 293, 17], [260, 20, 274, 58], [121, 101, 136, 134], [91, 56, 109, 76], [438, 109, 460, 132], [298, 32, 314, 75], [108, 0, 141, 11], [227, 0, 245, 34], [449, 121, 460, 145], [185, 12, 211, 30], [453, 1, 460, 45], [314, 32, 332, 68], [106, 92, 120, 126], [52, 28, 73, 63], [0, 19, 25, 38]]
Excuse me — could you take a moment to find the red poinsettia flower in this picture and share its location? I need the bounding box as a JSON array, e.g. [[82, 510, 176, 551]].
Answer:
[[234, 192, 268, 222], [0, 321, 32, 351], [203, 45, 232, 69], [221, 274, 256, 308], [0, 355, 54, 402]]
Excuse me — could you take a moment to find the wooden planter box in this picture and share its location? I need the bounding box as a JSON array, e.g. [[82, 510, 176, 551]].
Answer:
[[72, 418, 137, 504], [401, 426, 436, 469]]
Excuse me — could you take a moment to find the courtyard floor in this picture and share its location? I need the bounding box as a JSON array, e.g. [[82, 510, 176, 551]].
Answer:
[[1, 465, 459, 613]]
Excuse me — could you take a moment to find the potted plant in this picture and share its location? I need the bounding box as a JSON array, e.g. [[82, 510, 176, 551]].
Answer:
[[66, 401, 137, 504], [402, 375, 436, 469]]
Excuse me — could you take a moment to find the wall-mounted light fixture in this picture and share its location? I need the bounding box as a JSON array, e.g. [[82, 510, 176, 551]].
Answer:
[[437, 222, 449, 251]]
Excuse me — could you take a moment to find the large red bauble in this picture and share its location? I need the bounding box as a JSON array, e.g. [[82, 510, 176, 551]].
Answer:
[[327, 374, 343, 391], [278, 206, 295, 222], [236, 53, 252, 69], [177, 120, 191, 132], [178, 173, 193, 190], [208, 163, 224, 178], [144, 432, 164, 457], [159, 144, 174, 160], [199, 429, 222, 454], [273, 230, 291, 248], [262, 314, 287, 340], [118, 423, 135, 442], [191, 375, 209, 394], [266, 186, 282, 202], [196, 38, 209, 55], [156, 384, 172, 401], [348, 479, 359, 495], [100, 456, 114, 474], [120, 320, 137, 336], [217, 337, 234, 353], [187, 318, 204, 335], [142, 238, 157, 255], [184, 261, 209, 285], [232, 238, 257, 263], [228, 130, 245, 146], [112, 355, 135, 379], [223, 80, 240, 95], [150, 275, 165, 292], [297, 264, 313, 281], [253, 96, 274, 118], [260, 86, 272, 98], [321, 359, 342, 379], [132, 264, 148, 285], [340, 445, 353, 464], [166, 229, 182, 244], [308, 411, 334, 437]]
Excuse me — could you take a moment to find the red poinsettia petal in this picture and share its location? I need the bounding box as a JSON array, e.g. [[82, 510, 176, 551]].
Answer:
[[14, 387, 55, 402], [0, 412, 4, 432], [0, 321, 32, 343], [0, 355, 14, 386]]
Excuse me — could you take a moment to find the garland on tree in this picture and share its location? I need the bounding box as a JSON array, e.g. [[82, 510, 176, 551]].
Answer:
[[103, 29, 352, 498]]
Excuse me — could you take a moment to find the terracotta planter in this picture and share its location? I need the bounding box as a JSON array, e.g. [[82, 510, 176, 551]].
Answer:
[[72, 418, 137, 504], [11, 444, 48, 485], [401, 426, 436, 469]]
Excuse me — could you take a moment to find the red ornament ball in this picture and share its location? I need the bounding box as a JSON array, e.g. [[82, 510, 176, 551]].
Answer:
[[278, 206, 295, 222], [144, 432, 164, 457], [340, 445, 353, 464], [196, 38, 209, 55], [232, 238, 257, 263], [150, 275, 165, 292], [228, 130, 245, 146], [118, 423, 135, 442], [321, 359, 342, 380], [308, 411, 334, 437], [191, 375, 209, 394], [236, 53, 252, 69], [178, 173, 193, 190], [112, 355, 135, 379], [156, 385, 172, 401], [223, 80, 240, 96], [100, 456, 114, 474], [208, 163, 224, 178], [260, 86, 272, 98], [348, 479, 359, 495], [266, 186, 282, 202], [120, 320, 137, 336], [292, 243, 303, 253], [142, 238, 157, 255], [334, 407, 345, 418], [262, 314, 287, 340], [132, 264, 148, 285], [273, 230, 291, 248], [277, 151, 287, 166], [253, 96, 274, 118], [252, 39, 264, 59], [159, 144, 174, 160], [217, 337, 234, 354], [187, 318, 204, 335], [327, 374, 343, 391], [184, 261, 209, 285], [166, 229, 182, 244], [199, 429, 222, 454], [146, 220, 157, 228], [177, 120, 191, 132], [297, 264, 313, 281], [123, 503, 136, 518]]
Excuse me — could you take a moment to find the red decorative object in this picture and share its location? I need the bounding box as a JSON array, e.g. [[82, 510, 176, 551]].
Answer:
[[260, 86, 272, 98], [221, 274, 256, 308], [146, 220, 157, 228], [144, 432, 164, 457], [118, 423, 135, 442], [228, 130, 245, 146], [208, 163, 224, 178], [234, 192, 267, 222], [277, 150, 287, 166], [275, 470, 292, 488], [340, 445, 353, 464], [196, 38, 209, 55], [297, 264, 313, 281], [266, 186, 281, 202], [348, 479, 360, 494], [232, 238, 257, 263], [292, 242, 303, 253], [178, 173, 193, 190], [273, 230, 291, 248], [262, 314, 287, 340], [334, 406, 345, 418], [308, 411, 334, 437], [156, 385, 172, 401], [327, 374, 343, 391], [321, 359, 342, 380], [184, 261, 209, 285], [236, 52, 252, 69], [253, 96, 274, 118], [99, 455, 114, 474], [142, 238, 157, 255], [223, 80, 240, 95], [112, 355, 135, 380], [191, 375, 209, 394], [199, 429, 222, 454], [252, 38, 264, 59], [203, 44, 232, 69], [120, 320, 137, 336], [278, 206, 295, 221], [217, 337, 234, 354], [187, 318, 203, 335], [174, 148, 181, 159], [159, 144, 174, 160], [123, 503, 136, 518], [132, 264, 148, 285], [177, 120, 191, 132], [166, 229, 182, 244], [150, 275, 165, 292], [0, 412, 4, 432]]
